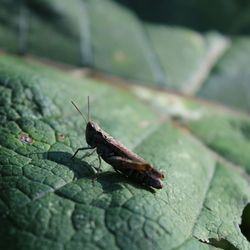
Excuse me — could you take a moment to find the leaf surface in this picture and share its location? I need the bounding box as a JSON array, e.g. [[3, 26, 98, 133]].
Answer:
[[0, 56, 249, 250]]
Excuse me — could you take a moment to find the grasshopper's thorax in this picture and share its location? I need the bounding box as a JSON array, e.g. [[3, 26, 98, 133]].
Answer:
[[85, 121, 102, 147]]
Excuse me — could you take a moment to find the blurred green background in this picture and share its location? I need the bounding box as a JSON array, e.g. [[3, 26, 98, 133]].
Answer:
[[1, 0, 250, 112]]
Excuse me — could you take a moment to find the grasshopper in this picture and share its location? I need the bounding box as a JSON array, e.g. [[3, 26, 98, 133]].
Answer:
[[71, 97, 164, 189]]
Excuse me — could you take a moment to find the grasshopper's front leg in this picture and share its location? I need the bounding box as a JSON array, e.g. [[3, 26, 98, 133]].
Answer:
[[71, 146, 95, 159], [81, 149, 96, 159]]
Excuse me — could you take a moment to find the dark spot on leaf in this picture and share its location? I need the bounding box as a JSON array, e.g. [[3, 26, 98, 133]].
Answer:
[[19, 133, 33, 144], [57, 133, 65, 141], [208, 238, 238, 250], [240, 203, 250, 242]]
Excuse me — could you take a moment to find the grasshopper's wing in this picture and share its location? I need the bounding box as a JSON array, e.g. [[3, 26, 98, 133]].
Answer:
[[105, 156, 150, 171], [104, 135, 147, 163], [95, 123, 147, 162]]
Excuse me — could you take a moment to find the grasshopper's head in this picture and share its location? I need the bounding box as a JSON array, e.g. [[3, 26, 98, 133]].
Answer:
[[85, 121, 102, 147], [71, 99, 101, 147]]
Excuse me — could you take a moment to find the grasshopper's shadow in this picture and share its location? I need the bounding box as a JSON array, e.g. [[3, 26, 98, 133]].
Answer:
[[44, 151, 95, 180], [95, 171, 155, 193], [44, 151, 155, 193]]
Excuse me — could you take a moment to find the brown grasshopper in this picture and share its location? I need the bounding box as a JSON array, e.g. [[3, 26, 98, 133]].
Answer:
[[71, 97, 164, 189]]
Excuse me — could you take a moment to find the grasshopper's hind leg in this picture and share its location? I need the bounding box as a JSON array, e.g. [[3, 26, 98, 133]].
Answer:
[[97, 155, 102, 172], [92, 155, 102, 173], [71, 146, 95, 159]]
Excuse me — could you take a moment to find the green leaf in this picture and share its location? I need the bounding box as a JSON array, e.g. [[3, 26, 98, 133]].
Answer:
[[0, 56, 249, 250], [0, 0, 228, 91], [145, 26, 228, 92], [132, 85, 250, 174], [198, 37, 250, 112], [193, 162, 249, 249], [132, 85, 250, 249], [1, 0, 250, 114], [190, 112, 250, 174]]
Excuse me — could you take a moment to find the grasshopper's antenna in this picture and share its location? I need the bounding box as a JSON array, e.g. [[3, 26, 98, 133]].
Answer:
[[87, 96, 90, 121], [71, 101, 87, 124]]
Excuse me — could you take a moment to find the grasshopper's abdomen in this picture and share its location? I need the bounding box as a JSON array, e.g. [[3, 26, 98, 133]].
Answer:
[[116, 168, 164, 189]]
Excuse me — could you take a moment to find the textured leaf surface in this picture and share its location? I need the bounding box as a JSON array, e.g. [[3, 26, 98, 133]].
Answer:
[[190, 112, 250, 174], [0, 56, 250, 250], [132, 85, 250, 175], [132, 85, 250, 249]]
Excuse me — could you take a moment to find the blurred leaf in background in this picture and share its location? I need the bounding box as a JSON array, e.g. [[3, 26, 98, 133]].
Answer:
[[1, 0, 250, 111]]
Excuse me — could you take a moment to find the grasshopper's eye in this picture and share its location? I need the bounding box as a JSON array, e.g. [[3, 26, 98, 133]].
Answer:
[[88, 122, 96, 130]]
